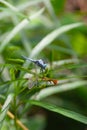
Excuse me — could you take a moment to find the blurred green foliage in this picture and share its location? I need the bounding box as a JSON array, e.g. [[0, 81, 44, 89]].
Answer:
[[51, 0, 65, 14], [0, 0, 87, 130]]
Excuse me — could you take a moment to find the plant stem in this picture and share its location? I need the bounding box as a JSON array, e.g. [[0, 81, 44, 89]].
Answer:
[[0, 104, 29, 130]]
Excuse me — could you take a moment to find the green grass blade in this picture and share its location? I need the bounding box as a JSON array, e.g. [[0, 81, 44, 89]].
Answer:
[[0, 94, 14, 128], [0, 0, 18, 12], [34, 80, 87, 100], [7, 58, 24, 64], [0, 8, 45, 53], [29, 100, 87, 124], [18, 0, 43, 11], [30, 22, 84, 58]]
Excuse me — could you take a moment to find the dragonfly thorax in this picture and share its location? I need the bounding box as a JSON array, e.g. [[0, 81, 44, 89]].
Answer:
[[35, 59, 47, 69]]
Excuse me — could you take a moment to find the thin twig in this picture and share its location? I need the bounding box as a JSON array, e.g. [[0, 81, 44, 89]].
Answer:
[[0, 104, 29, 130]]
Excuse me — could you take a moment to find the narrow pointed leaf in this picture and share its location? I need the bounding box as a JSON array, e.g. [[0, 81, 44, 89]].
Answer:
[[0, 94, 13, 128], [29, 100, 87, 124], [30, 23, 83, 58], [35, 80, 87, 100]]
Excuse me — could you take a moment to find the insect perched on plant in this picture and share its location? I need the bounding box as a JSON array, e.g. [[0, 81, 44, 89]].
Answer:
[[22, 55, 47, 71], [23, 55, 58, 88], [42, 77, 58, 85]]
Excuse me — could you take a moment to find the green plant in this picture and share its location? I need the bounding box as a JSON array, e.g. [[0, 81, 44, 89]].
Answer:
[[0, 0, 87, 130]]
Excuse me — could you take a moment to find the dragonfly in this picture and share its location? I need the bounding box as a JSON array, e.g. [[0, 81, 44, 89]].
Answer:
[[22, 56, 58, 88], [22, 55, 47, 71]]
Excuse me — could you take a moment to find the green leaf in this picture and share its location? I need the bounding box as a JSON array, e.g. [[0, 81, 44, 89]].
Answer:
[[34, 80, 87, 100], [0, 78, 26, 86], [0, 94, 14, 128], [30, 22, 84, 58], [7, 58, 24, 64], [0, 7, 45, 53], [29, 100, 87, 124], [51, 0, 65, 14]]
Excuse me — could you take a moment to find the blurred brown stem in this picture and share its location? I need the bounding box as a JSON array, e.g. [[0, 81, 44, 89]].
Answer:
[[0, 104, 29, 130]]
